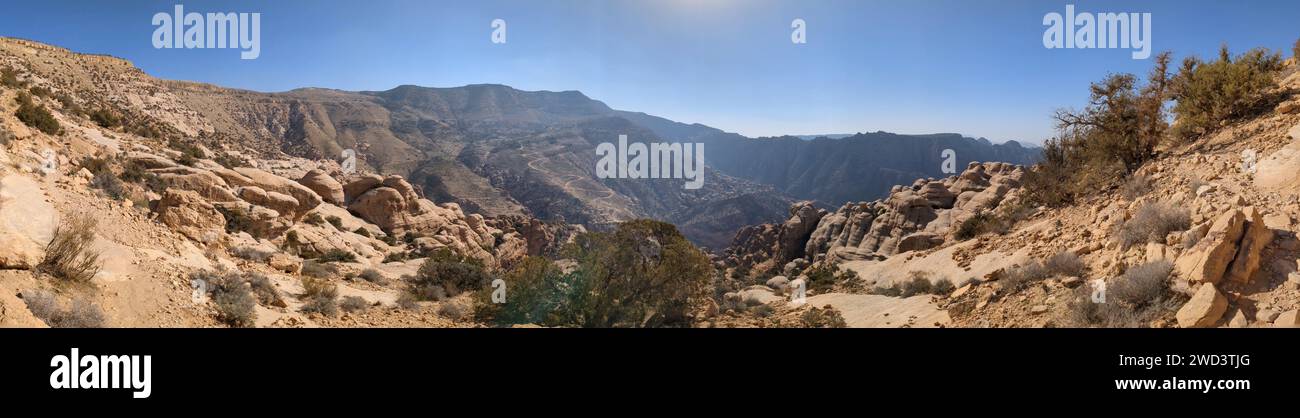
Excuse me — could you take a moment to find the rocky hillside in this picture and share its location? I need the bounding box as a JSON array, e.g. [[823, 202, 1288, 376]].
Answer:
[[717, 54, 1300, 329], [0, 38, 584, 328]]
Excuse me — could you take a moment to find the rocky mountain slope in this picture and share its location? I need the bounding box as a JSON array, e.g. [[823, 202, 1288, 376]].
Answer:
[[717, 58, 1300, 328]]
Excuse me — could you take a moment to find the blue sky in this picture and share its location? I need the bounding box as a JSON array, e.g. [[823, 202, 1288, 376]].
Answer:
[[2, 0, 1298, 143]]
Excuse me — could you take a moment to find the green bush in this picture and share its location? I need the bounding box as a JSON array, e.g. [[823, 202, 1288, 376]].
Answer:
[[801, 263, 858, 294], [1023, 53, 1173, 207], [408, 251, 490, 300], [475, 220, 712, 328], [14, 92, 61, 135], [303, 212, 326, 226], [89, 108, 122, 128], [316, 249, 357, 263], [326, 215, 343, 229], [1170, 45, 1284, 140]]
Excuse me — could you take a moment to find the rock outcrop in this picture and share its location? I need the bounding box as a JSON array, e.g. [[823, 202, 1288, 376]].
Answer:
[[724, 162, 1024, 269], [822, 163, 1020, 258], [298, 169, 344, 205], [342, 174, 505, 265], [1173, 207, 1271, 284], [725, 201, 826, 268], [152, 189, 226, 243]]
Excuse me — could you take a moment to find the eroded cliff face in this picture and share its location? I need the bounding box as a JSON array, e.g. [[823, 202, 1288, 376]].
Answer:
[[725, 162, 1025, 271]]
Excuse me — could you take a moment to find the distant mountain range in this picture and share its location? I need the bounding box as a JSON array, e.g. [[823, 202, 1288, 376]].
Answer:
[[0, 38, 1039, 248], [178, 83, 1040, 248]]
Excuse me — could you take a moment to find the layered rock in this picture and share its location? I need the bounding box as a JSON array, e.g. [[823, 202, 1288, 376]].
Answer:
[[1173, 207, 1271, 284], [808, 162, 1022, 261], [725, 162, 1024, 268], [152, 189, 226, 243]]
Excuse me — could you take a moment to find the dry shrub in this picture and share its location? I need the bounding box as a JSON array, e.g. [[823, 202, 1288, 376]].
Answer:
[[40, 216, 102, 283], [299, 277, 338, 317], [1118, 203, 1190, 248], [340, 296, 369, 313], [192, 270, 257, 327], [1120, 174, 1151, 201], [1044, 251, 1086, 277], [23, 290, 106, 328], [1065, 261, 1183, 327], [1000, 261, 1049, 293], [797, 305, 848, 328]]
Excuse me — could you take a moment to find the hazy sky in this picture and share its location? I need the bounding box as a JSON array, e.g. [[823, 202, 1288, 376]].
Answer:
[[3, 0, 1298, 143]]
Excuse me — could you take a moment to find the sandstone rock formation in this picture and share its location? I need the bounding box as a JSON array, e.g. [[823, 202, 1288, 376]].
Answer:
[[1175, 284, 1228, 328], [817, 162, 1022, 260], [152, 189, 226, 244], [1173, 207, 1271, 285], [298, 169, 344, 205]]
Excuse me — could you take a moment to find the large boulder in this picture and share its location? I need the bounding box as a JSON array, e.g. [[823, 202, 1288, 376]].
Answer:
[[342, 174, 384, 204], [153, 189, 226, 243], [1175, 284, 1228, 328], [0, 175, 56, 269], [348, 186, 408, 231], [1174, 210, 1246, 284], [1255, 137, 1300, 195], [298, 169, 344, 205]]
